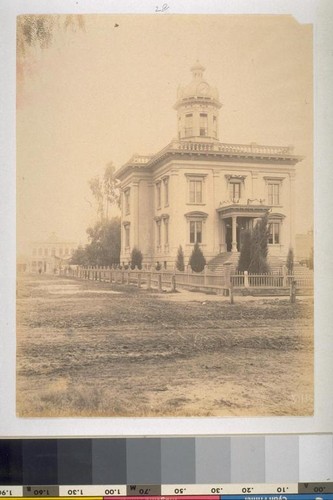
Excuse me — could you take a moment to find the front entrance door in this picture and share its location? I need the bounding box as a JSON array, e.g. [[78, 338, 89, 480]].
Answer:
[[224, 217, 253, 252]]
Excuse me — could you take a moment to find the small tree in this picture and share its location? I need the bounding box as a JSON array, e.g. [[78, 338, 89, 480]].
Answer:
[[130, 247, 143, 270], [248, 213, 270, 274], [286, 247, 294, 275], [237, 230, 252, 272], [189, 243, 206, 273], [176, 245, 185, 271]]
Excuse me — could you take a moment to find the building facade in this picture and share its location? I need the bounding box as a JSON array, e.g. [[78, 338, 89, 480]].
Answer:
[[28, 234, 77, 273], [116, 63, 303, 269]]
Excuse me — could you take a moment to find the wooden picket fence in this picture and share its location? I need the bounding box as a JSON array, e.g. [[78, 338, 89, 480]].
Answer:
[[59, 265, 313, 295]]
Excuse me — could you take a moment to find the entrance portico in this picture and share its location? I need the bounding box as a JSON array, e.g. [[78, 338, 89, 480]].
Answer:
[[217, 204, 270, 253]]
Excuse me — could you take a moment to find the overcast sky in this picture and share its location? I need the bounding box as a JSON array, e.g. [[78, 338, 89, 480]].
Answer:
[[17, 14, 313, 252]]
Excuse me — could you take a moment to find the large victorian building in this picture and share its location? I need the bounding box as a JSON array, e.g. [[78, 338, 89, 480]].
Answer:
[[116, 63, 302, 269]]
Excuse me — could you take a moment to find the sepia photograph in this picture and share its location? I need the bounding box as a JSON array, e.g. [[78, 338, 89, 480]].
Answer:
[[16, 14, 314, 417]]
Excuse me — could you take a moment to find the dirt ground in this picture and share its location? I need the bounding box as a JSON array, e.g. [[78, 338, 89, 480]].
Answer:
[[16, 274, 314, 417]]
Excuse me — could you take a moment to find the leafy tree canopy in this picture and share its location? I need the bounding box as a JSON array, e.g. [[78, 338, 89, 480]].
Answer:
[[89, 163, 120, 220], [71, 217, 121, 267]]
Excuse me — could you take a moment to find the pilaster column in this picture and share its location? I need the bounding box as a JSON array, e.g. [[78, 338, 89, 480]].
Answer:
[[131, 181, 139, 248], [289, 171, 296, 251], [220, 218, 227, 253], [232, 215, 238, 252]]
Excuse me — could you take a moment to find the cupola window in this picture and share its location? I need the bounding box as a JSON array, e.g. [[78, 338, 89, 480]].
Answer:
[[185, 114, 193, 137], [199, 113, 208, 136]]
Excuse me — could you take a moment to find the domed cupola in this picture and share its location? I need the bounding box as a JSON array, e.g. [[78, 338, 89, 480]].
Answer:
[[174, 62, 222, 142]]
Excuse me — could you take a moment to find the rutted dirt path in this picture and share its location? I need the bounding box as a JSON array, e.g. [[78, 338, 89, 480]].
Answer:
[[16, 275, 314, 417]]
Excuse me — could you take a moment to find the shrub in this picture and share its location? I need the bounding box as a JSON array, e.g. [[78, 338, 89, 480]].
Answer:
[[237, 230, 252, 272], [189, 242, 206, 273], [176, 245, 185, 271], [286, 247, 294, 274], [130, 247, 143, 270]]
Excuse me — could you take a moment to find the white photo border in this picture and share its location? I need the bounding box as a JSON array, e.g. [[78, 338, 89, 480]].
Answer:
[[1, 0, 332, 437]]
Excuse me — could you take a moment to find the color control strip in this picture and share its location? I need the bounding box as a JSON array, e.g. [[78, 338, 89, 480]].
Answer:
[[1, 485, 333, 497]]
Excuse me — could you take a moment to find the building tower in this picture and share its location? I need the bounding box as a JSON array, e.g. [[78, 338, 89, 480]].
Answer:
[[174, 62, 222, 142]]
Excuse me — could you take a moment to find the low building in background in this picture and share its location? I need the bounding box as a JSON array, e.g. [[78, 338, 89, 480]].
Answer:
[[296, 230, 313, 263], [27, 233, 77, 274]]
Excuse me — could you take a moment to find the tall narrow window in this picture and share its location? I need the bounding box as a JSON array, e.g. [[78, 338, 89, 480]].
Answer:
[[229, 182, 241, 201], [38, 248, 42, 256], [51, 247, 56, 256], [213, 116, 217, 138], [124, 189, 130, 215], [268, 183, 280, 205], [189, 179, 203, 204], [124, 225, 130, 248], [163, 178, 169, 206], [268, 223, 280, 244], [44, 248, 48, 256], [199, 113, 208, 136], [164, 218, 169, 245], [190, 221, 202, 244], [156, 181, 162, 209], [156, 220, 161, 248], [185, 113, 193, 137]]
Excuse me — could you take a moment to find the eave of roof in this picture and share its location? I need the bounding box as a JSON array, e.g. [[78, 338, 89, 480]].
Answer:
[[116, 140, 303, 180]]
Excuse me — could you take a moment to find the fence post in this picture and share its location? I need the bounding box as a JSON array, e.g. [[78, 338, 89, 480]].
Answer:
[[224, 262, 231, 287], [147, 271, 152, 290], [244, 270, 249, 288], [282, 265, 288, 287], [290, 279, 297, 304], [204, 265, 208, 285], [158, 273, 162, 292], [137, 271, 141, 288], [121, 270, 125, 284], [127, 270, 130, 285], [171, 272, 176, 292], [229, 283, 234, 304]]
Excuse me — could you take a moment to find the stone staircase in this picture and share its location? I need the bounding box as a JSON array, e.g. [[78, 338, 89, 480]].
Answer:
[[207, 252, 240, 272]]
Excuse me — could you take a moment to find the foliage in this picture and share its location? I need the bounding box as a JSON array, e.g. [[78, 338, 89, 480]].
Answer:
[[248, 214, 270, 273], [286, 247, 294, 274], [237, 230, 252, 272], [176, 245, 185, 271], [237, 214, 270, 273], [130, 247, 143, 270], [71, 217, 121, 267], [89, 163, 120, 220], [70, 245, 89, 266], [188, 243, 206, 273], [17, 15, 85, 96]]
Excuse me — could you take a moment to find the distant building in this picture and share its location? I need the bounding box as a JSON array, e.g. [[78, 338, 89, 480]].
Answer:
[[296, 230, 313, 262], [28, 233, 77, 273], [116, 63, 303, 268]]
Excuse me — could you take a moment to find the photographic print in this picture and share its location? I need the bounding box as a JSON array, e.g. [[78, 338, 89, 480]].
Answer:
[[16, 14, 314, 417]]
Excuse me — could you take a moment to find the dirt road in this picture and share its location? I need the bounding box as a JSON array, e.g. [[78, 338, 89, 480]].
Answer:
[[16, 275, 313, 417]]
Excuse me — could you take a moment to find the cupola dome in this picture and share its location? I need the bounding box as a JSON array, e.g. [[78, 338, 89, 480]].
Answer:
[[174, 62, 222, 142]]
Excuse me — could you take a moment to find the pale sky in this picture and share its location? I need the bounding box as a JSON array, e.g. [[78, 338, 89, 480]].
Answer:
[[17, 14, 313, 253]]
